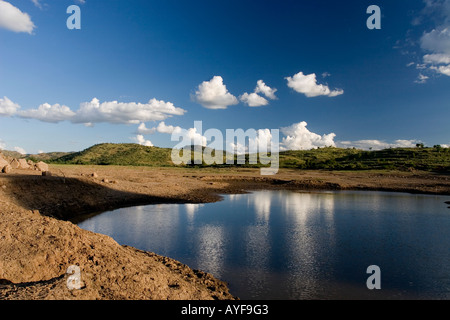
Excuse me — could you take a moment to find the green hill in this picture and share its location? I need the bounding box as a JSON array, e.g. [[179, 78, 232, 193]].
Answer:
[[278, 147, 450, 172], [52, 143, 174, 167], [50, 143, 450, 173]]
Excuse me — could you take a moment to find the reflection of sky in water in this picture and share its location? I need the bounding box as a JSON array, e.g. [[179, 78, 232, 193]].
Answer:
[[78, 191, 450, 300]]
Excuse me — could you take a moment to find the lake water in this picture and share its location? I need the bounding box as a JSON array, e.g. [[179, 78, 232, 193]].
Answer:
[[77, 190, 450, 300]]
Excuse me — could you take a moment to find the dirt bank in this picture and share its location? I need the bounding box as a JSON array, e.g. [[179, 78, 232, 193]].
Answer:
[[1, 165, 449, 300]]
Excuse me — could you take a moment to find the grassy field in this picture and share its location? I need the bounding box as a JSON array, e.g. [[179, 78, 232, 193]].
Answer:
[[41, 143, 450, 173]]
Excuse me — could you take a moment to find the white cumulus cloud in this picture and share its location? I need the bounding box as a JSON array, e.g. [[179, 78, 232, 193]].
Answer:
[[431, 64, 450, 75], [229, 128, 276, 154], [73, 98, 186, 125], [280, 121, 336, 150], [184, 127, 207, 146], [240, 80, 277, 107], [132, 135, 153, 147], [255, 80, 277, 100], [193, 76, 238, 110], [156, 121, 178, 134], [424, 53, 450, 64], [0, 0, 35, 34], [419, 1, 450, 77], [239, 92, 269, 107], [421, 27, 450, 56], [14, 146, 27, 155], [137, 123, 156, 135], [252, 128, 276, 152], [286, 72, 344, 98], [0, 96, 21, 116], [9, 97, 185, 126], [18, 103, 76, 123], [156, 122, 207, 147]]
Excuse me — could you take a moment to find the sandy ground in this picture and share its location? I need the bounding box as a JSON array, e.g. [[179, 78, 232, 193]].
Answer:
[[0, 165, 449, 300]]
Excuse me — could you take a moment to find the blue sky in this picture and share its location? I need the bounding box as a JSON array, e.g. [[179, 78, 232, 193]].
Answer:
[[0, 0, 449, 154]]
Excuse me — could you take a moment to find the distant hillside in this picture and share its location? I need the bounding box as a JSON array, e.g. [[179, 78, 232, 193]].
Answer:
[[28, 152, 74, 162], [0, 150, 74, 161], [49, 143, 450, 173], [0, 150, 25, 159], [278, 147, 450, 172], [52, 143, 174, 167]]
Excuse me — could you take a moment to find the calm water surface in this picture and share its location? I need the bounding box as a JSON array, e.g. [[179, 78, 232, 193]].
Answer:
[[78, 190, 450, 299]]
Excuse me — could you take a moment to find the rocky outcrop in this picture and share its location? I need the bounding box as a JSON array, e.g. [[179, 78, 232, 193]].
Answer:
[[18, 159, 30, 169], [34, 161, 49, 172], [0, 154, 50, 175], [0, 158, 9, 171], [9, 158, 20, 169], [2, 165, 12, 174]]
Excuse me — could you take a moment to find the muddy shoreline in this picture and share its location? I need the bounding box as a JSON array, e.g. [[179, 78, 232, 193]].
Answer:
[[1, 165, 449, 300]]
